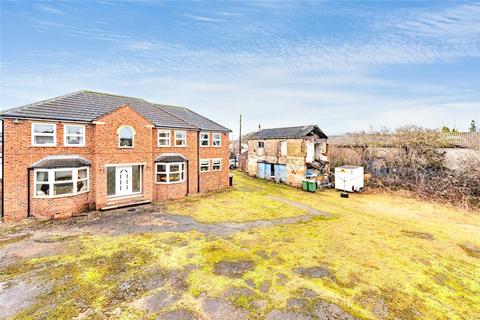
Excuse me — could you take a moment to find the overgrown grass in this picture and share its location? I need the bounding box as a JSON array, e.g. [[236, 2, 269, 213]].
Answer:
[[2, 171, 479, 319]]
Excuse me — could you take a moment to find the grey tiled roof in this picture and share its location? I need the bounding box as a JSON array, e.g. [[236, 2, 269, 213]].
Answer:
[[156, 104, 230, 132], [1, 90, 230, 131], [250, 125, 328, 140], [31, 155, 91, 168]]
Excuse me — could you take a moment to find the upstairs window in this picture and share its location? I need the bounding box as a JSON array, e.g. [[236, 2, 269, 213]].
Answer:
[[118, 126, 135, 148], [212, 133, 221, 147], [174, 130, 186, 147], [158, 129, 171, 147], [32, 123, 56, 146], [258, 141, 265, 148], [64, 125, 85, 147], [200, 132, 209, 147]]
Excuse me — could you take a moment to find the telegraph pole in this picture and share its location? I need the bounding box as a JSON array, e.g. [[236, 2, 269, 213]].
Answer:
[[238, 114, 242, 156]]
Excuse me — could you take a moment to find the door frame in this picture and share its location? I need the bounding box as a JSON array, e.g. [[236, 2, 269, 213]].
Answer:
[[105, 163, 145, 198]]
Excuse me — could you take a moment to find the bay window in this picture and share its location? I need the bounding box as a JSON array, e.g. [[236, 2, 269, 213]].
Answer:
[[32, 123, 56, 146], [34, 167, 89, 198], [156, 162, 186, 184]]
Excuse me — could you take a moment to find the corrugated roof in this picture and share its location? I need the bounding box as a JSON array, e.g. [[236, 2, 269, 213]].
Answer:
[[250, 125, 328, 140], [1, 90, 230, 131], [156, 104, 230, 132], [31, 155, 91, 168]]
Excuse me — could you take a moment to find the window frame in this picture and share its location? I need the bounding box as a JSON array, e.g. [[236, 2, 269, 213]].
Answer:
[[155, 162, 186, 184], [199, 159, 210, 173], [200, 132, 209, 147], [118, 125, 135, 148], [258, 141, 265, 148], [212, 133, 221, 147], [212, 159, 222, 172], [174, 130, 187, 147], [33, 167, 89, 198], [32, 122, 56, 147], [157, 129, 171, 147], [64, 124, 86, 147]]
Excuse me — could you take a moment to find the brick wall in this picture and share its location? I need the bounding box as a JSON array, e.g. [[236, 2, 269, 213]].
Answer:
[[2, 105, 230, 221]]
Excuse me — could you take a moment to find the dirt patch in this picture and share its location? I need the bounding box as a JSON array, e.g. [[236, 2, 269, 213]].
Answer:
[[459, 243, 480, 258], [157, 309, 199, 320], [134, 290, 180, 313], [265, 310, 313, 320], [401, 230, 434, 240], [214, 260, 255, 278], [311, 300, 358, 319], [0, 278, 53, 319], [293, 266, 335, 281], [201, 297, 249, 320]]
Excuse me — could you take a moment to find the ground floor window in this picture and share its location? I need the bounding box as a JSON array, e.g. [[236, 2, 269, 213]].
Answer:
[[212, 159, 222, 171], [200, 159, 210, 172], [34, 167, 89, 198], [156, 162, 186, 183]]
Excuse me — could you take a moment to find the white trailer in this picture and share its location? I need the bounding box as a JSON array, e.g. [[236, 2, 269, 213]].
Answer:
[[335, 165, 364, 192]]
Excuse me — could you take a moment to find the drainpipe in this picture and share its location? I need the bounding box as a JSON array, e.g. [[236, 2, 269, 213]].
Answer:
[[186, 160, 189, 195], [27, 168, 32, 218], [197, 131, 200, 193]]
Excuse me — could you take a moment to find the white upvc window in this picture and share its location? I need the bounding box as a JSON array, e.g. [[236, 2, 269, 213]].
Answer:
[[158, 129, 171, 147], [212, 159, 222, 171], [118, 125, 135, 148], [156, 162, 186, 184], [200, 159, 210, 172], [212, 133, 221, 147], [174, 130, 187, 147], [32, 123, 56, 146], [200, 132, 209, 147], [34, 167, 89, 198], [64, 124, 85, 147]]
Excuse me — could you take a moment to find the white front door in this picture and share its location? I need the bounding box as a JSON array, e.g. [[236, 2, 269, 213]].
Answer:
[[116, 166, 132, 196]]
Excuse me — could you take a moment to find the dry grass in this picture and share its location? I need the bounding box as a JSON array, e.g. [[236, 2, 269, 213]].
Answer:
[[1, 171, 479, 319]]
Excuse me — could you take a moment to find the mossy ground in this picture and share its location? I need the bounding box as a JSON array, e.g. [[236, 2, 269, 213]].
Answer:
[[1, 171, 479, 319]]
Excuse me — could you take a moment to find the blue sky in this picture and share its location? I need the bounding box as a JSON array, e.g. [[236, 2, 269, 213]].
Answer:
[[1, 1, 479, 136]]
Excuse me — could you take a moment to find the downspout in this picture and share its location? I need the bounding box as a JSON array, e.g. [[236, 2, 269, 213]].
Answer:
[[186, 160, 189, 195], [197, 131, 200, 193], [27, 168, 32, 218]]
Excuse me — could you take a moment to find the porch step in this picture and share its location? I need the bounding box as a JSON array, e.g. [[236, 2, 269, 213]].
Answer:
[[101, 199, 151, 211]]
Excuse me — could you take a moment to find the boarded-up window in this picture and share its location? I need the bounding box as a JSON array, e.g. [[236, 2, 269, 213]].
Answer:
[[280, 141, 287, 156]]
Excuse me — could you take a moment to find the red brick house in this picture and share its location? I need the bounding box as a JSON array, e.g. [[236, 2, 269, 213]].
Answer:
[[0, 90, 231, 222]]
